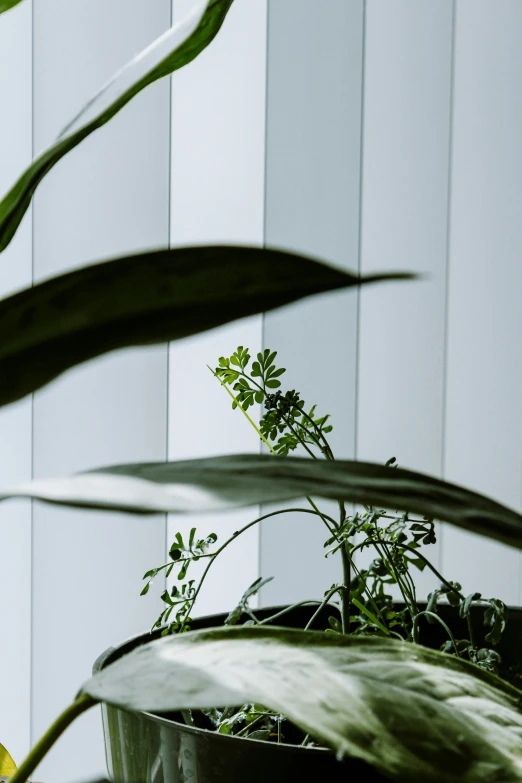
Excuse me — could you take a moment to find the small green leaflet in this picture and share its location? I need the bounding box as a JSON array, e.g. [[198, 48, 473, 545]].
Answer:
[[352, 597, 390, 635]]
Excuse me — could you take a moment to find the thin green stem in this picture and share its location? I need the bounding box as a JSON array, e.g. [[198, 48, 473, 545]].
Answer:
[[257, 600, 324, 626], [348, 558, 390, 632], [208, 366, 274, 452], [349, 532, 416, 620], [338, 499, 350, 633], [466, 615, 475, 649], [234, 367, 335, 461], [305, 495, 338, 535], [211, 366, 354, 631], [211, 366, 338, 536], [349, 536, 476, 646], [281, 413, 317, 460], [244, 606, 261, 623], [340, 545, 352, 634], [375, 538, 417, 620], [236, 713, 270, 737], [181, 709, 195, 727], [294, 405, 335, 460], [304, 586, 343, 631], [177, 508, 337, 633], [413, 611, 461, 656], [10, 695, 97, 783], [379, 513, 430, 524]]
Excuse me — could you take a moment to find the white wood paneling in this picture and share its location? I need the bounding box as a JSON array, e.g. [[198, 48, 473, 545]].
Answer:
[[31, 2, 171, 781], [168, 0, 267, 616], [0, 1, 33, 764], [357, 0, 454, 594], [261, 0, 364, 606], [0, 1, 521, 777], [442, 0, 522, 603], [358, 0, 453, 476]]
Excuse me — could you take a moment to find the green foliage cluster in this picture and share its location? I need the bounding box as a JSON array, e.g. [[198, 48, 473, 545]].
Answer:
[[143, 346, 508, 744]]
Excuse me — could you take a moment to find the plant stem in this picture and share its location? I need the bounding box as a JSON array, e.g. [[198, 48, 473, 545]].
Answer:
[[413, 610, 461, 655], [177, 508, 337, 632], [181, 709, 195, 727], [304, 495, 337, 535], [294, 405, 335, 460], [350, 536, 476, 647], [208, 366, 273, 451], [348, 557, 390, 632], [214, 370, 340, 540], [375, 538, 417, 621], [304, 586, 343, 631], [236, 713, 269, 737], [340, 545, 352, 634], [257, 600, 323, 625], [9, 694, 97, 783], [281, 413, 317, 460], [238, 368, 335, 460], [211, 368, 355, 631]]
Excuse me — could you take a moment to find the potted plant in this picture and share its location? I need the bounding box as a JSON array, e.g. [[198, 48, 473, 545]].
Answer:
[[89, 345, 520, 783], [0, 1, 522, 782]]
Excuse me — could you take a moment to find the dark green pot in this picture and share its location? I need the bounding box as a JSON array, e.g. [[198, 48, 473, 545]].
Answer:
[[94, 603, 522, 783]]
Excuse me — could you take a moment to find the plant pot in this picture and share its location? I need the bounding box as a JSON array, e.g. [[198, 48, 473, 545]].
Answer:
[[94, 603, 522, 783]]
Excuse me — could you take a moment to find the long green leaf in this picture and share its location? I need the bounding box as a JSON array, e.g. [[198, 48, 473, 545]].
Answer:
[[2, 455, 522, 549], [0, 0, 24, 13], [0, 246, 408, 407], [82, 625, 522, 783], [0, 0, 234, 252]]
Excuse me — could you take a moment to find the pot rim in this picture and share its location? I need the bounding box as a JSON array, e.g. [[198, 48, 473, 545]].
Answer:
[[93, 604, 336, 757], [94, 601, 522, 756]]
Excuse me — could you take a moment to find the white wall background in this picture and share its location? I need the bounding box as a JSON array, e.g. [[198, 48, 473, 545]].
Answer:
[[0, 0, 521, 780]]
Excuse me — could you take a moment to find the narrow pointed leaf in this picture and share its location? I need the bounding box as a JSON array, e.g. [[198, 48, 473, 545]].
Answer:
[[0, 0, 24, 13], [0, 246, 410, 406], [0, 0, 234, 251], [1, 455, 522, 548], [82, 626, 522, 783], [0, 743, 16, 775]]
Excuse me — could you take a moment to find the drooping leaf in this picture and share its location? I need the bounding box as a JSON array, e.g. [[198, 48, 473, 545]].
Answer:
[[0, 246, 409, 406], [225, 576, 274, 626], [0, 742, 16, 775], [82, 625, 522, 783], [0, 0, 235, 252], [1, 454, 522, 549]]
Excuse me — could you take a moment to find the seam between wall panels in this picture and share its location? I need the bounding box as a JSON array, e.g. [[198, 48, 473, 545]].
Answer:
[[258, 0, 270, 597], [165, 0, 174, 591], [439, 0, 457, 576], [352, 0, 366, 575], [353, 0, 366, 464]]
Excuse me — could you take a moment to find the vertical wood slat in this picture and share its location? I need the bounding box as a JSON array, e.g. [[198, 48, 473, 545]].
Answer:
[[442, 0, 522, 602], [168, 0, 267, 616], [31, 2, 171, 781], [356, 0, 454, 593], [0, 0, 32, 766], [0, 2, 520, 779], [261, 0, 364, 607]]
